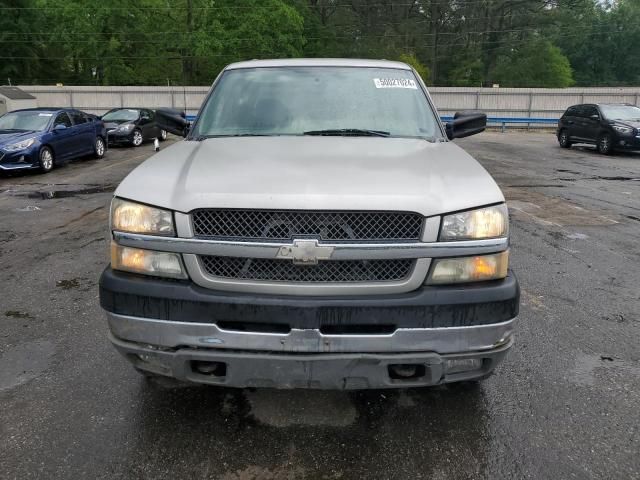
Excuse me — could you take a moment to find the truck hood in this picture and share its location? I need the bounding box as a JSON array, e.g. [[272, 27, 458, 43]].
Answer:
[[115, 136, 504, 217]]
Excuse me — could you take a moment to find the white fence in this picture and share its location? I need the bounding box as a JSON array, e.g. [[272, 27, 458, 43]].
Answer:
[[21, 86, 209, 117], [19, 85, 640, 119], [430, 87, 640, 119]]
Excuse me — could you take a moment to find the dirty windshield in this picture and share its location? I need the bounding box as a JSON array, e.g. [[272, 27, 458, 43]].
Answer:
[[102, 109, 140, 122], [599, 105, 640, 121], [192, 67, 442, 141], [0, 111, 52, 131]]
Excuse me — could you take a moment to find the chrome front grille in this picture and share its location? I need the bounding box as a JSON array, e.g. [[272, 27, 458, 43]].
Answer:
[[200, 256, 415, 283], [191, 209, 424, 242]]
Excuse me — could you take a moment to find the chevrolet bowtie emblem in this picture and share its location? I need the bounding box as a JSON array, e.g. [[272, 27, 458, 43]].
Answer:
[[277, 239, 335, 265]]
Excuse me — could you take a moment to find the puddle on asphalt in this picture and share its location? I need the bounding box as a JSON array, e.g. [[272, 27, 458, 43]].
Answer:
[[594, 176, 640, 181], [556, 175, 640, 182], [571, 353, 640, 387], [5, 310, 34, 319], [56, 278, 81, 290], [245, 390, 357, 427], [505, 187, 618, 226], [507, 184, 566, 188], [6, 184, 116, 200], [26, 184, 115, 199]]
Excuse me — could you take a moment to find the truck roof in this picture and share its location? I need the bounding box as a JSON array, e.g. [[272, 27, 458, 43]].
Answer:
[[225, 58, 412, 70]]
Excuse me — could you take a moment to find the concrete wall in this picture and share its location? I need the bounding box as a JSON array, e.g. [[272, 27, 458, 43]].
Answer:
[[0, 95, 37, 114], [19, 85, 640, 119], [429, 87, 640, 119], [21, 85, 209, 117]]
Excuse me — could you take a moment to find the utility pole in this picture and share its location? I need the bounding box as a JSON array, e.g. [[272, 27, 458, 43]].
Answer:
[[183, 0, 195, 85]]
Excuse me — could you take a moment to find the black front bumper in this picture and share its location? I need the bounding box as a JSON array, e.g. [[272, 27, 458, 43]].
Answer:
[[99, 268, 520, 330], [615, 135, 640, 150], [106, 131, 133, 145], [0, 148, 39, 170]]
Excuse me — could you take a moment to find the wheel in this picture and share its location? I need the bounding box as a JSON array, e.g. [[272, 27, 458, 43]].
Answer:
[[597, 133, 613, 155], [94, 136, 106, 158], [131, 129, 144, 147], [159, 129, 168, 142], [558, 129, 572, 148], [39, 146, 54, 173]]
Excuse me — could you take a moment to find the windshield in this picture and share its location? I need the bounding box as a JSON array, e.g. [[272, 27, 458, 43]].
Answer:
[[102, 109, 140, 122], [192, 67, 441, 140], [0, 111, 52, 131], [600, 105, 640, 121]]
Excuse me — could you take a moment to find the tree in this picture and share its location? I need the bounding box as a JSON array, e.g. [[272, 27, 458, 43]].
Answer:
[[398, 53, 431, 83], [2, 0, 639, 87], [0, 0, 47, 83], [491, 39, 575, 87]]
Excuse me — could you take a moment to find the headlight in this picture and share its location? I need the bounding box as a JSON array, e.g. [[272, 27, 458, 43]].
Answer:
[[612, 125, 633, 135], [440, 204, 508, 241], [110, 198, 175, 235], [116, 124, 135, 132], [427, 251, 509, 285], [4, 138, 36, 152], [111, 242, 187, 279]]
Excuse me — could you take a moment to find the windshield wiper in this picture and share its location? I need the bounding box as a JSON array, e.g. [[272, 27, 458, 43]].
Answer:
[[192, 133, 275, 141], [303, 128, 390, 137]]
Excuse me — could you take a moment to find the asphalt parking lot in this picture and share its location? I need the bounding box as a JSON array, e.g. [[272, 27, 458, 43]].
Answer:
[[1, 132, 639, 479]]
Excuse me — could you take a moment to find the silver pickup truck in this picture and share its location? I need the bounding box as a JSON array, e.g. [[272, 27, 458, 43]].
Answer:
[[99, 59, 519, 389]]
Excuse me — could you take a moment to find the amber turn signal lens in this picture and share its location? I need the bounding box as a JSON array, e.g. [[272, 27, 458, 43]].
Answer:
[[427, 251, 509, 285], [111, 242, 186, 279]]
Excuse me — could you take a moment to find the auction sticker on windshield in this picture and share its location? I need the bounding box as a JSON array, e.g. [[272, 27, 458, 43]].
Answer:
[[374, 78, 417, 89]]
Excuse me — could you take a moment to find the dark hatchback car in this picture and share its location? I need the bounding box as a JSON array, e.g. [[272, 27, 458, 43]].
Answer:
[[102, 108, 167, 147], [0, 108, 106, 173], [558, 103, 640, 154]]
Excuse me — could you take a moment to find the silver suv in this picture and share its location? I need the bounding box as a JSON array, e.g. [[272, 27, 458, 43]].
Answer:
[[99, 59, 519, 389]]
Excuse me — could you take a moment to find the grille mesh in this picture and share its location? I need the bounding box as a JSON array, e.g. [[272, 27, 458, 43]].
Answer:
[[192, 210, 423, 242], [200, 256, 415, 283]]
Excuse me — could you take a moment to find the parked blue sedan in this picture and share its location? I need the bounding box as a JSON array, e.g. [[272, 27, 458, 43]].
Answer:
[[0, 108, 107, 174]]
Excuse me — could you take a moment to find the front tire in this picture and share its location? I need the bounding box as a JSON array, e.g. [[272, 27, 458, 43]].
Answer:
[[39, 146, 54, 173], [131, 129, 143, 147], [597, 133, 613, 155], [558, 129, 572, 148], [159, 129, 168, 142], [94, 136, 106, 158]]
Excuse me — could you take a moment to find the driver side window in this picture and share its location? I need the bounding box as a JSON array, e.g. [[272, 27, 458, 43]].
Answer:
[[583, 106, 598, 119], [54, 112, 72, 128]]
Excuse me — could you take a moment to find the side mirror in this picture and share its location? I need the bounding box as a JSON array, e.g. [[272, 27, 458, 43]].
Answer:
[[155, 108, 190, 137], [590, 114, 599, 120], [53, 124, 67, 132], [446, 111, 487, 140]]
